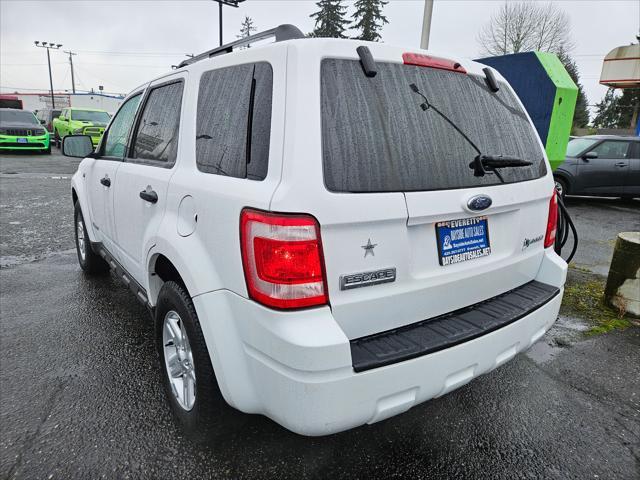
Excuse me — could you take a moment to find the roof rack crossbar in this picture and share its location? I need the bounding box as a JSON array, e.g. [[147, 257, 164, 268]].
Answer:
[[177, 24, 304, 68]]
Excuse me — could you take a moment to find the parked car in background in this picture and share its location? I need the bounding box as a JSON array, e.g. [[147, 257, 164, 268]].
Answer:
[[554, 135, 640, 199], [53, 107, 110, 147], [36, 108, 62, 134], [0, 108, 50, 154], [62, 26, 566, 438]]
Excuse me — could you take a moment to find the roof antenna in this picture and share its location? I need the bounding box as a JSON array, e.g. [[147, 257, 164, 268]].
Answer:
[[356, 46, 377, 78], [482, 67, 499, 93]]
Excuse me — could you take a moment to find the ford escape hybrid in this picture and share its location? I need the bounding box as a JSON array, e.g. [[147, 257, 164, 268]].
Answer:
[[64, 25, 567, 437]]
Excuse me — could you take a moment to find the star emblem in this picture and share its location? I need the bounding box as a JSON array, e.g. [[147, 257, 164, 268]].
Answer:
[[361, 238, 377, 258]]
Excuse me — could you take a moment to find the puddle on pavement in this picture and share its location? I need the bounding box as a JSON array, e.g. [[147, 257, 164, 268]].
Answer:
[[526, 315, 590, 364]]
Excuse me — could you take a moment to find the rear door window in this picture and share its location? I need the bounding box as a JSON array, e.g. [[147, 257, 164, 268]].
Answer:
[[196, 62, 273, 180], [131, 81, 184, 166], [321, 59, 547, 193]]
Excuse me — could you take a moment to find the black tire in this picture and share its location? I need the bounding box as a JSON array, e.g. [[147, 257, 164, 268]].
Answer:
[[54, 130, 61, 148], [74, 202, 109, 274], [155, 281, 240, 441], [43, 144, 51, 155], [554, 177, 568, 200]]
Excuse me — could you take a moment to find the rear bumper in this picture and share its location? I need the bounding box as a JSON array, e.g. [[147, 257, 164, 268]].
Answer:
[[193, 250, 566, 436]]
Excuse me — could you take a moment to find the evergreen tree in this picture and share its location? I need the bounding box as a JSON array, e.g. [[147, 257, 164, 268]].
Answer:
[[592, 89, 620, 129], [351, 0, 388, 42], [556, 49, 589, 128], [237, 16, 257, 47], [592, 88, 640, 129], [311, 0, 349, 39]]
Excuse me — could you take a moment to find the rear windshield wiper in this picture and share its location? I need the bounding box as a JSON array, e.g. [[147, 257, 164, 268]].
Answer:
[[409, 83, 482, 156], [409, 83, 531, 183], [470, 155, 532, 182]]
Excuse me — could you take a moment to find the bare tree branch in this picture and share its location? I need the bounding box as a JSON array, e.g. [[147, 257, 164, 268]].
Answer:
[[477, 2, 574, 57]]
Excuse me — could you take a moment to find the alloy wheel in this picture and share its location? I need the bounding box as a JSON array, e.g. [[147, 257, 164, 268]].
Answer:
[[162, 310, 196, 411]]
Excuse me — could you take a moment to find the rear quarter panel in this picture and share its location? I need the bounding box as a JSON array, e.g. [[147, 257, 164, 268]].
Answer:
[[146, 45, 288, 303]]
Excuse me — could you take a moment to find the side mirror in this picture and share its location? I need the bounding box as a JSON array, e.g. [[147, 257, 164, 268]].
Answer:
[[62, 135, 94, 158], [39, 119, 46, 125], [582, 151, 598, 160]]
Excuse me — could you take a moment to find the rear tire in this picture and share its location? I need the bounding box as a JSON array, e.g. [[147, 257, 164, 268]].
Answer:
[[155, 281, 240, 441], [74, 202, 109, 274]]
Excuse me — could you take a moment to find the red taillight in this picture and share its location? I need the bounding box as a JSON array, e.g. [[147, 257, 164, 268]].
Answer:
[[544, 189, 558, 248], [240, 209, 328, 309], [402, 53, 467, 74]]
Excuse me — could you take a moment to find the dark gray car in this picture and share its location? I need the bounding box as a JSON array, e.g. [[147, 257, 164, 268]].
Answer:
[[554, 135, 640, 199]]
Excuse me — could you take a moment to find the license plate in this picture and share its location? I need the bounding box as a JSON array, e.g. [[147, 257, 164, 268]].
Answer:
[[436, 216, 491, 266], [17, 138, 28, 143]]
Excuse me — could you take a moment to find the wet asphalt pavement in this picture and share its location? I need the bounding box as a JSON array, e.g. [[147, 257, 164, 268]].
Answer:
[[1, 151, 639, 479]]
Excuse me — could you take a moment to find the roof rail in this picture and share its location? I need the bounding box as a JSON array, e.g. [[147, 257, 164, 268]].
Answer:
[[177, 24, 304, 68]]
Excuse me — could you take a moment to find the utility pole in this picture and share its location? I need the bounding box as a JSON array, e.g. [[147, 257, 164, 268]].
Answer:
[[420, 0, 434, 50], [212, 0, 246, 46], [64, 50, 77, 94], [34, 41, 62, 108]]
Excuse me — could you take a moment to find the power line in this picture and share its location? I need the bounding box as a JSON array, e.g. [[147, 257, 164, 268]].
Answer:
[[2, 62, 67, 66], [76, 62, 170, 68], [0, 85, 126, 96], [3, 49, 188, 57]]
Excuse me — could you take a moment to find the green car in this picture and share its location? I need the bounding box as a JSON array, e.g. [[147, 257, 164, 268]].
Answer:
[[0, 108, 51, 154], [53, 107, 110, 147]]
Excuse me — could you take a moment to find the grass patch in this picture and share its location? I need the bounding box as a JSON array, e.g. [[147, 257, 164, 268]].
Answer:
[[568, 263, 592, 273], [561, 276, 633, 335]]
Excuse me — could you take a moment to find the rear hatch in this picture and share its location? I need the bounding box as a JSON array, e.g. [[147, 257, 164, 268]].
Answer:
[[317, 56, 553, 339]]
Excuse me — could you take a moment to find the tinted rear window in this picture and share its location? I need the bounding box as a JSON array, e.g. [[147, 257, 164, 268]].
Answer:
[[196, 62, 272, 180], [321, 59, 546, 192]]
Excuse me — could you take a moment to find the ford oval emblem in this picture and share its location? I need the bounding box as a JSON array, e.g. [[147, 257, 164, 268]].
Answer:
[[467, 195, 492, 211]]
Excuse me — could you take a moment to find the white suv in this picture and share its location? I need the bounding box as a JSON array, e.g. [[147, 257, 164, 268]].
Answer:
[[65, 25, 567, 437]]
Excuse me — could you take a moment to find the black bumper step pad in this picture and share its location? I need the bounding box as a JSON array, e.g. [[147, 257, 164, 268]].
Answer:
[[350, 281, 559, 372]]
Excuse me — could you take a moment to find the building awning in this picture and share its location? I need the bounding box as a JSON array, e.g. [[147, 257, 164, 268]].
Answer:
[[600, 44, 640, 89]]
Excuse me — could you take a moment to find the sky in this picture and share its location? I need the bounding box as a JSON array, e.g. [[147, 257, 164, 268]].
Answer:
[[1, 0, 638, 118]]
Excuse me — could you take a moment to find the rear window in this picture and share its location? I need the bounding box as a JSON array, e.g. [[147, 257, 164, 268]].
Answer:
[[196, 62, 272, 180], [321, 59, 546, 193]]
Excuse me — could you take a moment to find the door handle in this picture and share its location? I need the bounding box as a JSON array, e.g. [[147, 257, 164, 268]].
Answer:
[[615, 162, 627, 167], [139, 188, 158, 204], [100, 176, 111, 187]]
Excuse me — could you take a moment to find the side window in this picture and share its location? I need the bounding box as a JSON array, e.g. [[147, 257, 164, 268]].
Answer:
[[131, 81, 184, 165], [103, 94, 142, 159], [196, 62, 272, 180], [590, 141, 631, 159], [629, 142, 640, 159]]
